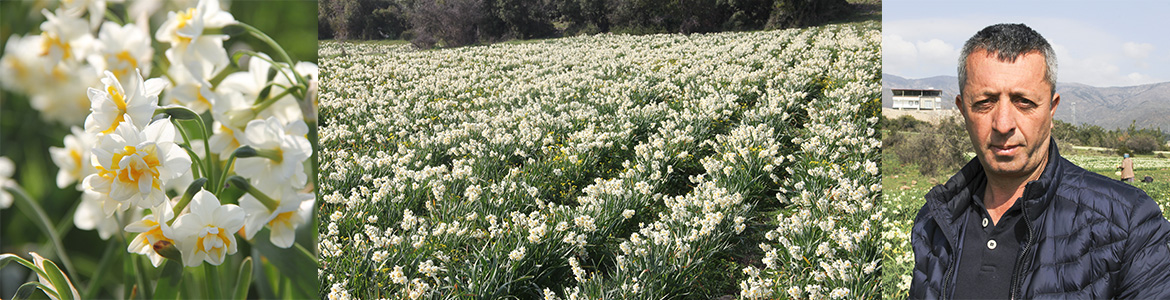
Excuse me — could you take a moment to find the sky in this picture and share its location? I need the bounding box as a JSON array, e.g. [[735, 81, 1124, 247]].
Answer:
[[883, 1, 1170, 87]]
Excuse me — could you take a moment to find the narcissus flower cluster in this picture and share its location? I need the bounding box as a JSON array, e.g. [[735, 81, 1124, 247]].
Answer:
[[0, 0, 318, 269]]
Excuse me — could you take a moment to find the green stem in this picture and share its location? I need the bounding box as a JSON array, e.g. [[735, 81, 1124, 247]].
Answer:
[[5, 186, 79, 284], [231, 50, 305, 100], [216, 152, 239, 199], [171, 119, 206, 179], [237, 22, 306, 88], [82, 236, 120, 299], [229, 176, 278, 211], [252, 88, 294, 114], [170, 179, 208, 226], [133, 254, 152, 299], [204, 264, 222, 299], [103, 10, 124, 26], [189, 116, 216, 193], [178, 144, 204, 180]]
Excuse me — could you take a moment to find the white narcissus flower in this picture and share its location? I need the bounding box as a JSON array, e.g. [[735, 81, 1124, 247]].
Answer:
[[49, 126, 97, 189], [87, 21, 153, 84], [0, 156, 13, 209], [235, 117, 312, 190], [61, 0, 124, 30], [1, 31, 97, 126], [208, 120, 242, 160], [38, 8, 93, 68], [29, 252, 81, 300], [84, 69, 167, 135], [0, 34, 50, 95], [218, 53, 304, 125], [83, 121, 190, 214], [125, 202, 174, 267], [164, 62, 217, 114], [31, 64, 100, 126], [168, 189, 245, 267], [239, 184, 315, 248], [155, 0, 236, 80], [72, 191, 127, 240]]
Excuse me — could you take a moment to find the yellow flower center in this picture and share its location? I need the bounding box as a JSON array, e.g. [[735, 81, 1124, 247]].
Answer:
[[140, 219, 173, 249], [40, 32, 71, 60], [194, 225, 232, 258], [197, 86, 211, 106], [110, 50, 138, 80], [111, 145, 162, 191], [69, 149, 82, 171], [268, 211, 296, 228], [176, 8, 196, 29], [174, 8, 197, 45], [102, 85, 129, 134]]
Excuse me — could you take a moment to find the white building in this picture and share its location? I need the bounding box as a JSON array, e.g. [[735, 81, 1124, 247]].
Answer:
[[891, 89, 942, 110]]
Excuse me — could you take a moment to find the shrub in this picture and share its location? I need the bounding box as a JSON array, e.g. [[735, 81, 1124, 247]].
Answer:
[[410, 0, 487, 48], [766, 0, 853, 29], [1126, 134, 1160, 154], [893, 117, 968, 177]]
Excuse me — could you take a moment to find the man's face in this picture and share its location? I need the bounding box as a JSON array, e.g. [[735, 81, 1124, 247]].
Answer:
[[957, 49, 1060, 180]]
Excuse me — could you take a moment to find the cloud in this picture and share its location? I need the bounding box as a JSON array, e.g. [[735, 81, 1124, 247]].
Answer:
[[882, 34, 917, 75], [885, 14, 1168, 87], [916, 39, 958, 67], [1123, 42, 1155, 59], [881, 35, 959, 78]]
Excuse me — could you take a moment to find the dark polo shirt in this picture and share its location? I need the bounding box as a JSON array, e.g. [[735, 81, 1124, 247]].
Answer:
[[952, 180, 1028, 299]]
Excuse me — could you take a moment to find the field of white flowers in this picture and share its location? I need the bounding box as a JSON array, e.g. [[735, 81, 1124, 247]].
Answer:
[[318, 20, 880, 299]]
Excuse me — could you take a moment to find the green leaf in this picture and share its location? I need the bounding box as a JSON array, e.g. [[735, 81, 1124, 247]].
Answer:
[[5, 186, 78, 281], [250, 230, 318, 299], [38, 256, 75, 300], [0, 254, 44, 278], [153, 260, 184, 299], [233, 257, 254, 299], [13, 281, 57, 300]]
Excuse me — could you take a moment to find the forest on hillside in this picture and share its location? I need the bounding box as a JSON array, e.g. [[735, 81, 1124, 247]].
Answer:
[[318, 0, 861, 48]]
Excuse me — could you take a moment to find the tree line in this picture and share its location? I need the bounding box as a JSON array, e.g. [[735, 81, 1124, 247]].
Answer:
[[318, 0, 855, 48], [882, 115, 1170, 176]]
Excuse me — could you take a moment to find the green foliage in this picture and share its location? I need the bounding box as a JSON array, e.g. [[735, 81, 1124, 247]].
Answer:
[[767, 0, 853, 29], [1054, 119, 1169, 153], [885, 116, 969, 177], [324, 0, 863, 48]]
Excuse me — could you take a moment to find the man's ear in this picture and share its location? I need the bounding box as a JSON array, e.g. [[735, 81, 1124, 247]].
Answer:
[[955, 95, 966, 117], [1050, 92, 1060, 116], [1050, 92, 1060, 129]]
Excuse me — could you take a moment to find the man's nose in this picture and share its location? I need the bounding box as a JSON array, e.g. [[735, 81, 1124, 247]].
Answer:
[[990, 99, 1016, 135]]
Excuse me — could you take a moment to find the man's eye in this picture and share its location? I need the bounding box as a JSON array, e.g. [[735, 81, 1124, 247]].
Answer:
[[972, 100, 993, 111], [1015, 99, 1038, 109]]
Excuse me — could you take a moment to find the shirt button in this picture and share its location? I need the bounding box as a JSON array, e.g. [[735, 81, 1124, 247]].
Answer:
[[988, 239, 997, 250], [982, 218, 989, 228]]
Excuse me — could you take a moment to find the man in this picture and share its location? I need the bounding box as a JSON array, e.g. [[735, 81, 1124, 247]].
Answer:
[[910, 23, 1170, 299], [1119, 153, 1135, 182]]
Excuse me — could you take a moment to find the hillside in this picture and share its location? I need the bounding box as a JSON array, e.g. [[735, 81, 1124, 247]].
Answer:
[[883, 73, 1170, 130]]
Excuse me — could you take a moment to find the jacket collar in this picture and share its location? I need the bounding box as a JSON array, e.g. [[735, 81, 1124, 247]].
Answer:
[[923, 137, 1064, 246]]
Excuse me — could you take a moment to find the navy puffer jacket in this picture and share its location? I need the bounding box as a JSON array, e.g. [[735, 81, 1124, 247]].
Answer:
[[910, 141, 1170, 299]]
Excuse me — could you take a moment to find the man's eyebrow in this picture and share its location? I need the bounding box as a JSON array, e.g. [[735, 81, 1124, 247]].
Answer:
[[976, 91, 999, 99]]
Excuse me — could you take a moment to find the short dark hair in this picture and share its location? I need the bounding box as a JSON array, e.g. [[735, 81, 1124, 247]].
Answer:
[[957, 23, 1057, 96]]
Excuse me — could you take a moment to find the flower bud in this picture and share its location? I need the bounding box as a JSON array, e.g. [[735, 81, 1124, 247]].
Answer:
[[153, 240, 182, 262]]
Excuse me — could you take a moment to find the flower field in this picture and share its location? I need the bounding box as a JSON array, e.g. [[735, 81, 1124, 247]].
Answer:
[[318, 20, 880, 299]]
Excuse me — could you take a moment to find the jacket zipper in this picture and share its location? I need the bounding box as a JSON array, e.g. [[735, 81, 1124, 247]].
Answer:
[[1009, 199, 1036, 299], [942, 212, 969, 300]]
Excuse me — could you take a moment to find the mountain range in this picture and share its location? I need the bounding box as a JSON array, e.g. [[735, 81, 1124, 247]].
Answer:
[[882, 73, 1170, 131]]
